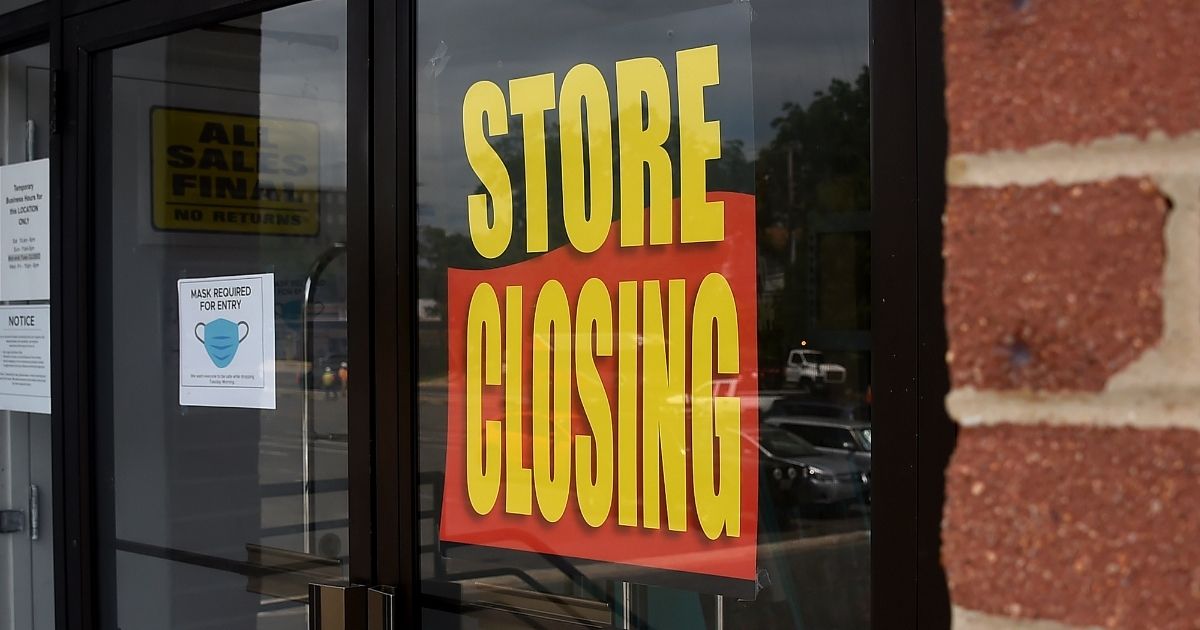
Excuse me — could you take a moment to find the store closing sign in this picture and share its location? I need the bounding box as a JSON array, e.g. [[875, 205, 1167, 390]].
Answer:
[[152, 108, 320, 236], [440, 5, 758, 591]]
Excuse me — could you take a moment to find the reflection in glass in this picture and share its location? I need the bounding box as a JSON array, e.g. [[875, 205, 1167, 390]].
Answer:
[[417, 0, 871, 628], [96, 2, 350, 628]]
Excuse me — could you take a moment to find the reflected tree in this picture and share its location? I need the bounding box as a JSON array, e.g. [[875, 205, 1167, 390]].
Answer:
[[757, 66, 870, 227], [754, 67, 871, 390]]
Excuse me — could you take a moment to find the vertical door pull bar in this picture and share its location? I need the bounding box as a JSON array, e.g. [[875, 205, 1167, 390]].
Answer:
[[308, 583, 366, 630], [368, 586, 395, 630], [620, 581, 632, 629], [25, 120, 35, 161], [301, 243, 347, 554], [29, 484, 39, 541]]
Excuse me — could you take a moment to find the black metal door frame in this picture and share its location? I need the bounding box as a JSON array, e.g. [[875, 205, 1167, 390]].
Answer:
[[39, 0, 952, 627], [369, 0, 419, 620]]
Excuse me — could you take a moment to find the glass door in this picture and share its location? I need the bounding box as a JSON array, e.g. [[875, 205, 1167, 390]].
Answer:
[[413, 0, 872, 628], [89, 1, 354, 628]]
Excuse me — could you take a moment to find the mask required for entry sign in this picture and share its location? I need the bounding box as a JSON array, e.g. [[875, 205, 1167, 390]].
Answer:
[[151, 108, 320, 236], [439, 5, 759, 590]]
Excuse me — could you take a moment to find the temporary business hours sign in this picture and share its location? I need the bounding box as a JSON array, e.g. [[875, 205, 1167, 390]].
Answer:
[[152, 108, 320, 236], [439, 5, 758, 593]]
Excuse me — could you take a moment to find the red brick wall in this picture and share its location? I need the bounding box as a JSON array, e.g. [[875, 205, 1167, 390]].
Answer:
[[941, 1, 1200, 628]]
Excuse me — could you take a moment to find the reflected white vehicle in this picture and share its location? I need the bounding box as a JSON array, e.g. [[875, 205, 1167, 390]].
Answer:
[[784, 349, 847, 388]]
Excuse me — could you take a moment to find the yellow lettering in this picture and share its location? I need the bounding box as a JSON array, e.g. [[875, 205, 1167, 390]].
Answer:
[[617, 280, 639, 527], [465, 283, 502, 515], [691, 273, 740, 539], [642, 279, 687, 531], [532, 280, 572, 522], [574, 279, 614, 527], [560, 64, 614, 253], [616, 57, 673, 247], [509, 73, 556, 253], [504, 286, 532, 515], [463, 81, 514, 258], [457, 48, 744, 534], [676, 45, 723, 243]]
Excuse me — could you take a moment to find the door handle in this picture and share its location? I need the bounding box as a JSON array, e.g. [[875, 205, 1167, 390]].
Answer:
[[301, 242, 347, 556], [30, 484, 39, 541], [368, 586, 395, 630], [308, 583, 365, 630], [307, 583, 395, 630]]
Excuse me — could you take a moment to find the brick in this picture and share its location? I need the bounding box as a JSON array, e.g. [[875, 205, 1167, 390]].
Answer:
[[945, 0, 1200, 154], [944, 179, 1164, 391], [943, 424, 1200, 629]]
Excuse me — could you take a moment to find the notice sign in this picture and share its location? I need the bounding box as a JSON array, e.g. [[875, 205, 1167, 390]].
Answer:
[[0, 159, 50, 302], [0, 305, 51, 414], [152, 108, 320, 236], [439, 6, 759, 591], [178, 273, 276, 409]]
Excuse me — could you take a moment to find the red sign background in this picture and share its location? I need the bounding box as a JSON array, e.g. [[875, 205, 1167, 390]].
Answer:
[[441, 192, 759, 581]]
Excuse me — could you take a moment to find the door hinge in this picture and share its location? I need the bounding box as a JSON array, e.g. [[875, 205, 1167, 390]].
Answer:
[[0, 510, 25, 534], [49, 69, 62, 136]]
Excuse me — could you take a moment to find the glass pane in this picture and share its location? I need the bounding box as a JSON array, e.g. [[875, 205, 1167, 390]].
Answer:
[[416, 0, 871, 628], [0, 42, 53, 630], [95, 2, 350, 628], [0, 1, 39, 14]]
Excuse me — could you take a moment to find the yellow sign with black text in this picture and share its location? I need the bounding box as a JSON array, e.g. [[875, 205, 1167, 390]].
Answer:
[[151, 108, 320, 236]]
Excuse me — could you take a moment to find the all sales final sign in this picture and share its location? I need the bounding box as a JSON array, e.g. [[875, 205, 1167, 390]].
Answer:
[[439, 4, 758, 592]]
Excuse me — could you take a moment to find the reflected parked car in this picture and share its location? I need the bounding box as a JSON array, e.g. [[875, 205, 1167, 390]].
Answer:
[[764, 416, 872, 503], [751, 424, 869, 525], [765, 398, 869, 423]]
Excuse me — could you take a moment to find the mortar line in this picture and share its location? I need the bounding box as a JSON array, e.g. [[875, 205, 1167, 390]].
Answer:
[[953, 605, 1101, 630], [947, 131, 1200, 187]]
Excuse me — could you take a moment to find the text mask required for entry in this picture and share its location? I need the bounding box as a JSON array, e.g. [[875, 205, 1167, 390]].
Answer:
[[191, 284, 254, 312]]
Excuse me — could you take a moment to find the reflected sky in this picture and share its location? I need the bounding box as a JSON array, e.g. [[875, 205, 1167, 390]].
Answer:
[[416, 0, 868, 232]]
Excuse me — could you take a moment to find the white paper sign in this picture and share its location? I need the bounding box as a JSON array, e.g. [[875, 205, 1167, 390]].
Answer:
[[178, 273, 276, 409], [0, 159, 50, 302], [0, 305, 51, 414]]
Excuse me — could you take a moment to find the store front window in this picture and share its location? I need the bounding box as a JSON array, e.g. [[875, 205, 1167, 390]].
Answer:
[[415, 1, 871, 627]]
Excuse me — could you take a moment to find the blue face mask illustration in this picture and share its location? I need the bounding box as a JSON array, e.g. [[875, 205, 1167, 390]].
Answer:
[[194, 319, 250, 368]]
